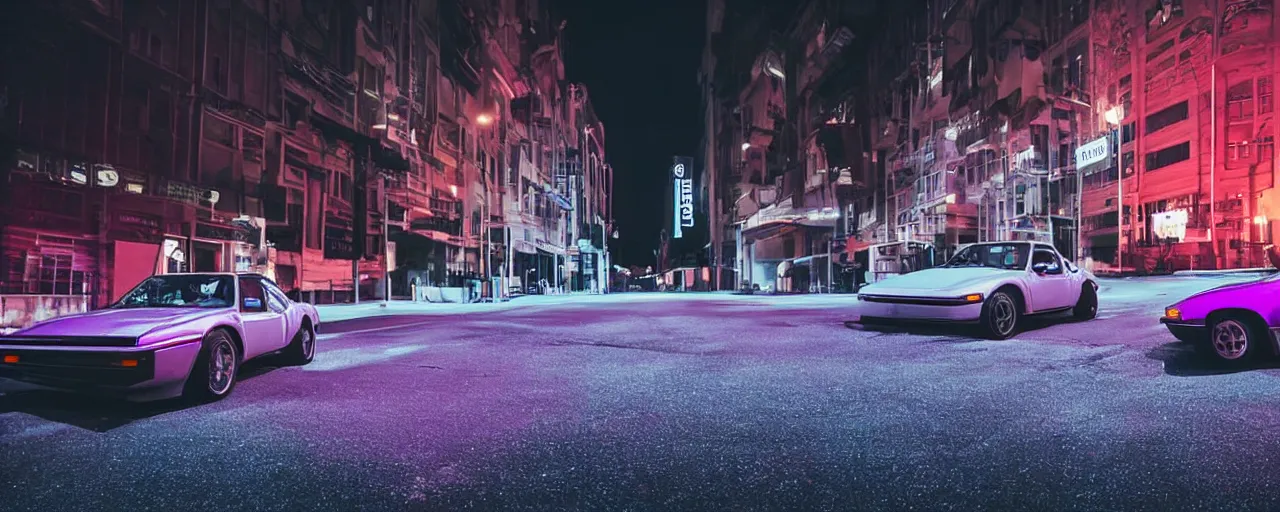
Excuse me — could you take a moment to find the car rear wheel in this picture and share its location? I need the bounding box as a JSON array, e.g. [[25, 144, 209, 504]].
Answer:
[[979, 290, 1020, 340], [1206, 316, 1265, 364], [184, 329, 239, 403], [282, 322, 316, 366], [1073, 284, 1098, 320]]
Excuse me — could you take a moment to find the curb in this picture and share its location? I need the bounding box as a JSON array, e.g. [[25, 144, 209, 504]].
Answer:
[[1171, 268, 1276, 277]]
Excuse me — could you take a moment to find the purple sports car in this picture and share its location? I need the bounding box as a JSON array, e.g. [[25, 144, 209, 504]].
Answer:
[[0, 273, 319, 402], [1161, 272, 1280, 364]]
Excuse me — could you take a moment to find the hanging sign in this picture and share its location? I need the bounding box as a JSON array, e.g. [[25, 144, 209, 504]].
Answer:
[[672, 156, 694, 239], [1076, 136, 1110, 170]]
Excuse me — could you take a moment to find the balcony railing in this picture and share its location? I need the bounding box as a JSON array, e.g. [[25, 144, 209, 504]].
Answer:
[[282, 49, 356, 127]]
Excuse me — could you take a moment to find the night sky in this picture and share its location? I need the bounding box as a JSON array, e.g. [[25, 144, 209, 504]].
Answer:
[[559, 0, 706, 268]]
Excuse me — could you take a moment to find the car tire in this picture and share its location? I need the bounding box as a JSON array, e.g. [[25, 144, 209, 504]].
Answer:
[[1206, 315, 1267, 365], [282, 321, 316, 366], [184, 329, 239, 403], [1072, 284, 1098, 321], [979, 290, 1020, 340]]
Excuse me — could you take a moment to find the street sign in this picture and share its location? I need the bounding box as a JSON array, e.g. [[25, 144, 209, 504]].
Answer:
[[1075, 136, 1110, 169]]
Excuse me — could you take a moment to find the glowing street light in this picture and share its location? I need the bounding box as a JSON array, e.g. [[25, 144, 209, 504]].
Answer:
[[476, 113, 494, 126], [1104, 106, 1125, 127], [741, 142, 751, 152]]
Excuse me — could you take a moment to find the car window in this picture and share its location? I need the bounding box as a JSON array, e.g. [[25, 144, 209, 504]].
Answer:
[[239, 278, 269, 313], [260, 280, 291, 313], [942, 243, 1030, 270], [114, 275, 235, 309], [1032, 249, 1063, 275]]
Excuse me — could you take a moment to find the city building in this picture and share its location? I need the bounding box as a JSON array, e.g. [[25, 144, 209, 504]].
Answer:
[[700, 0, 871, 293], [0, 0, 611, 330], [700, 0, 1279, 285]]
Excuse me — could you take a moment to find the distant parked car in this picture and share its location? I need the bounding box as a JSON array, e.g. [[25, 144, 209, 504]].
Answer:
[[1161, 272, 1280, 364], [855, 241, 1099, 339], [0, 273, 319, 402]]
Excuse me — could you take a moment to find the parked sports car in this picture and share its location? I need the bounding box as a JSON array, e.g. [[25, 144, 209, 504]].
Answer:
[[0, 273, 319, 402], [1161, 272, 1280, 364], [855, 242, 1099, 339]]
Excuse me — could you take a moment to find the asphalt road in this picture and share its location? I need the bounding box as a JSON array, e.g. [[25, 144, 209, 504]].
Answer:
[[3, 276, 1280, 511]]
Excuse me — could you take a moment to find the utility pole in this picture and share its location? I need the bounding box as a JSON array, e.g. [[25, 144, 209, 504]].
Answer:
[[382, 173, 391, 304]]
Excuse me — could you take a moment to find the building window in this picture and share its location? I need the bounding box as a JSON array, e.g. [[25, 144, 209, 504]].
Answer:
[[204, 116, 235, 147], [1144, 142, 1191, 171], [329, 171, 353, 203], [1227, 79, 1254, 122], [1260, 77, 1273, 114], [1145, 101, 1188, 135], [1083, 167, 1119, 188], [1121, 123, 1136, 144]]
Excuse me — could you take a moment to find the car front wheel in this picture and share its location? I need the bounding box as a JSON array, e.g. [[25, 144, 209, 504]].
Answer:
[[184, 329, 239, 403], [1206, 316, 1265, 364], [979, 290, 1020, 340]]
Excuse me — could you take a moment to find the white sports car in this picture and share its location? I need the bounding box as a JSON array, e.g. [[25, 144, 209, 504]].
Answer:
[[854, 241, 1099, 339]]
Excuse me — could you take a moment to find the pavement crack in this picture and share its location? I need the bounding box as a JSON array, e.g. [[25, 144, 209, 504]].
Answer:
[[549, 339, 700, 355]]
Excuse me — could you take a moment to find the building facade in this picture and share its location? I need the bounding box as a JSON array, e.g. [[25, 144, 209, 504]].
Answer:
[[700, 0, 872, 293], [700, 0, 1279, 287], [0, 0, 611, 330]]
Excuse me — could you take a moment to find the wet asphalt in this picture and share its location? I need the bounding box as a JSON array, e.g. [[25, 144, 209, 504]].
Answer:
[[3, 277, 1280, 511]]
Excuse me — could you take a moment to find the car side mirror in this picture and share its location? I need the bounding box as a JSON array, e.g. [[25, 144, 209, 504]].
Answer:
[[1032, 262, 1051, 274], [243, 297, 263, 310]]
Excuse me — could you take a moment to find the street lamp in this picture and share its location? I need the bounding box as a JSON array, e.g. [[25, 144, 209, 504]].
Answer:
[[1104, 105, 1124, 273], [475, 113, 496, 300]]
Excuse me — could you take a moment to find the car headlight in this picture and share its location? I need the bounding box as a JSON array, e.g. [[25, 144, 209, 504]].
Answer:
[[1164, 307, 1182, 321], [963, 293, 984, 304]]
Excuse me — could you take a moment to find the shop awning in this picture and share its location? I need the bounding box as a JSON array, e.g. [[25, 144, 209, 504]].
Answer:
[[741, 220, 801, 241]]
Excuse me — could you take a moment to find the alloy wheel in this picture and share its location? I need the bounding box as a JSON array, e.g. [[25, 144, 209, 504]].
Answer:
[[301, 327, 315, 360], [1212, 319, 1250, 360], [992, 295, 1016, 336], [208, 339, 237, 395]]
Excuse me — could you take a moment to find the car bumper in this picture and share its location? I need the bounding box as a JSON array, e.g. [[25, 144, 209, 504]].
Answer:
[[0, 337, 203, 400], [856, 300, 985, 323], [1160, 318, 1207, 344], [1161, 318, 1280, 353]]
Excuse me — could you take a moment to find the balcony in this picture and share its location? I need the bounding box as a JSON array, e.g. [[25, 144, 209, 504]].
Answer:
[[1011, 146, 1049, 176], [282, 51, 356, 129]]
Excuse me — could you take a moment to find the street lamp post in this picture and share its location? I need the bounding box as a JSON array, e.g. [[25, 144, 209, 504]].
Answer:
[[476, 113, 495, 300], [1103, 106, 1124, 273], [382, 174, 391, 305]]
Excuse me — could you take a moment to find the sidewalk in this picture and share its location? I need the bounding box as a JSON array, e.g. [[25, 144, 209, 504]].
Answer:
[[312, 291, 789, 323], [1171, 267, 1276, 277], [314, 299, 519, 323], [314, 294, 648, 323]]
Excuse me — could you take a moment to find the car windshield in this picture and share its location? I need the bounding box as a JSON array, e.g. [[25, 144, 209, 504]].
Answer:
[[113, 275, 236, 309], [941, 243, 1031, 270]]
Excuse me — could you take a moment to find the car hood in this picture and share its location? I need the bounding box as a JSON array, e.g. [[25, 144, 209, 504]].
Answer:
[[863, 267, 1016, 294], [14, 307, 232, 338], [1177, 279, 1267, 304]]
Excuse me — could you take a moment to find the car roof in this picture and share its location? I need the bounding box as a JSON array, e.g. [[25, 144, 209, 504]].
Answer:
[[156, 272, 267, 279]]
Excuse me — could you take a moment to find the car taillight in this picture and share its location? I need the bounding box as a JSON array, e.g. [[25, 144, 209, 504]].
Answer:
[[2, 355, 17, 364], [1164, 307, 1182, 321]]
